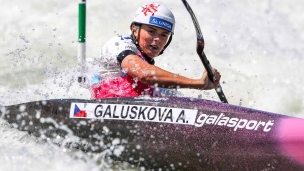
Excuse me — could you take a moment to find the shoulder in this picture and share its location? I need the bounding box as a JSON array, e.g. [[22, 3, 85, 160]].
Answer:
[[101, 35, 138, 56]]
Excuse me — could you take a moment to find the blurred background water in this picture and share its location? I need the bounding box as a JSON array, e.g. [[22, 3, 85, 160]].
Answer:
[[0, 0, 303, 170]]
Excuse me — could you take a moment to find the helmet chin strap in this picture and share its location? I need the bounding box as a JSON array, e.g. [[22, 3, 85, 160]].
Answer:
[[159, 34, 172, 55], [130, 23, 173, 65], [130, 25, 155, 65]]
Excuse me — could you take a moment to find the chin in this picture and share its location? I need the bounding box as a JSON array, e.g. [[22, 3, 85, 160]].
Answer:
[[146, 52, 158, 58]]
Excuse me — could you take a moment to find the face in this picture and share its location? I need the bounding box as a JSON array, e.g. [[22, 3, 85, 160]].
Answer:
[[132, 24, 171, 58]]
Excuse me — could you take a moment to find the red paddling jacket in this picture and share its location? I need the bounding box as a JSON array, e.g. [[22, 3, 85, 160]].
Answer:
[[90, 35, 158, 99]]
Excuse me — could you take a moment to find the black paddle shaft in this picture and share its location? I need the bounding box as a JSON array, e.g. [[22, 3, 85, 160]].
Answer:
[[181, 0, 228, 103]]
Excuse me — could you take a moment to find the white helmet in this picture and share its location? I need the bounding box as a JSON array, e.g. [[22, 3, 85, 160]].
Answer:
[[132, 3, 175, 34]]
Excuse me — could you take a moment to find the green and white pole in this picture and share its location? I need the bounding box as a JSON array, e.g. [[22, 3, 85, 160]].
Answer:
[[78, 0, 86, 83]]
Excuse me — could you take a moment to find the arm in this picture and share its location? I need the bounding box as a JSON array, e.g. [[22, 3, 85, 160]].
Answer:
[[121, 54, 220, 90]]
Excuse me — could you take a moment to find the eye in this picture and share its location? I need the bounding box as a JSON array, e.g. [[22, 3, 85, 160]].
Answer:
[[161, 33, 169, 38], [148, 29, 155, 34]]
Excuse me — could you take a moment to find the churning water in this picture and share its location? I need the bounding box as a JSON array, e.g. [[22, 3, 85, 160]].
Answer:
[[0, 0, 303, 170]]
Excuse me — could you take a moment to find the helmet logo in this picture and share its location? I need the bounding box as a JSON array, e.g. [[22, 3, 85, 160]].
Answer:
[[141, 4, 160, 16]]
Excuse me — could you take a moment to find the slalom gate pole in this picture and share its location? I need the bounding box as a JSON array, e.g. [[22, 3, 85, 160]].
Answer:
[[78, 0, 86, 83]]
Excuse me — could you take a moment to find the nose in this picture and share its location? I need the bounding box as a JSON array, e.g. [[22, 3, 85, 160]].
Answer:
[[152, 34, 161, 41]]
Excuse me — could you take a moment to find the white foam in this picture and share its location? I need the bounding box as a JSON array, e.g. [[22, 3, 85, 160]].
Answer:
[[0, 0, 304, 170]]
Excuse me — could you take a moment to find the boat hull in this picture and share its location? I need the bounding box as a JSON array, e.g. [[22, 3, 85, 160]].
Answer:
[[1, 97, 304, 170]]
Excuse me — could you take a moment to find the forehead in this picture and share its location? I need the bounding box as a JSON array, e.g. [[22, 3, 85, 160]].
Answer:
[[142, 24, 170, 34]]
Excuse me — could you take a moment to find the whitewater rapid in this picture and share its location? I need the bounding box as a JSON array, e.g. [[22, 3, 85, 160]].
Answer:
[[0, 0, 303, 170]]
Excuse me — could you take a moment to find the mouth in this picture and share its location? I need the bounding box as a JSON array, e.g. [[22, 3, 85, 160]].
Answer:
[[149, 45, 159, 51]]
